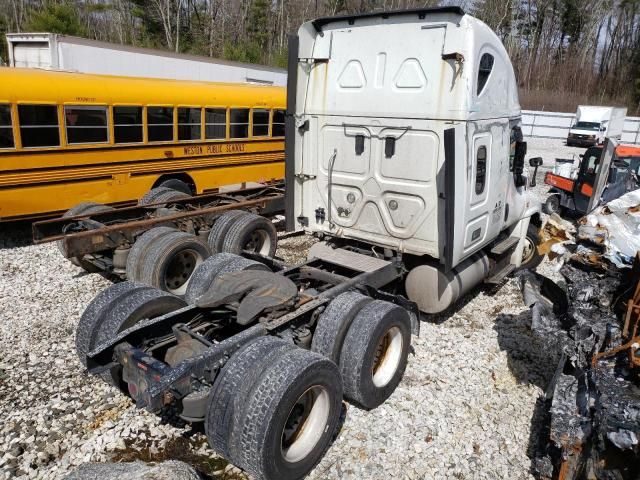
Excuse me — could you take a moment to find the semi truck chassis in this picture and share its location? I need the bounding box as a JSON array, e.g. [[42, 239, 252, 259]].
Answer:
[[80, 245, 419, 480], [31, 182, 285, 292]]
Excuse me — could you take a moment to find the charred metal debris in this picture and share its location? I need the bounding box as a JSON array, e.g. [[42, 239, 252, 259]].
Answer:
[[518, 245, 640, 480]]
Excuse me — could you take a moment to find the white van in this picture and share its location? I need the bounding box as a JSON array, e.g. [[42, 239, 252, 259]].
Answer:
[[567, 105, 627, 147]]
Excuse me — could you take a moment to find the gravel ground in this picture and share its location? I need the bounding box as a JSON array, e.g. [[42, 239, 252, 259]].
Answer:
[[0, 138, 578, 480]]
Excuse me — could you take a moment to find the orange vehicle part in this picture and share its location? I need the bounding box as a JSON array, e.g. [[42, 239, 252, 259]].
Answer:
[[580, 183, 593, 197], [544, 172, 575, 192], [615, 144, 640, 158]]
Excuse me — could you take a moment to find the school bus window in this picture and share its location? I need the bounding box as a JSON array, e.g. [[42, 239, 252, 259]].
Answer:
[[229, 108, 249, 139], [147, 106, 174, 142], [65, 106, 108, 144], [272, 109, 285, 137], [205, 108, 226, 140], [252, 109, 269, 137], [114, 106, 143, 144], [18, 105, 60, 148], [178, 107, 202, 141], [0, 105, 13, 148]]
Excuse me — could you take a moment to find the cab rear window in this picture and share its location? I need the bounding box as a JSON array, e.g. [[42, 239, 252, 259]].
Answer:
[[477, 53, 494, 95]]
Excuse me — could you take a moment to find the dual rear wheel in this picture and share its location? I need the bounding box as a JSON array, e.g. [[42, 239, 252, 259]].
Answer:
[[126, 227, 210, 295], [312, 292, 412, 410], [78, 281, 412, 480], [124, 210, 277, 295], [207, 292, 411, 479], [206, 336, 343, 480]]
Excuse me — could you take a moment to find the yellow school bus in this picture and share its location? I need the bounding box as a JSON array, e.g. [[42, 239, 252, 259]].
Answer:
[[0, 67, 285, 221]]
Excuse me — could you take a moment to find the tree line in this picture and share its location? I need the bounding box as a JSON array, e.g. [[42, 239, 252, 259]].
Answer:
[[1, 0, 638, 114]]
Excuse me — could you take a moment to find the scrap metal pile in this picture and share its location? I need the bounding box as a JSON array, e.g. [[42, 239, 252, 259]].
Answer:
[[518, 189, 640, 480]]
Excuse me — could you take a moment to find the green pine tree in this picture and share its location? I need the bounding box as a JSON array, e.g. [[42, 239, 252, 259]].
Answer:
[[26, 1, 87, 37]]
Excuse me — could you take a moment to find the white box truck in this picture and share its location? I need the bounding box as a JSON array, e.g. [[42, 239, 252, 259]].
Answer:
[[566, 105, 627, 147]]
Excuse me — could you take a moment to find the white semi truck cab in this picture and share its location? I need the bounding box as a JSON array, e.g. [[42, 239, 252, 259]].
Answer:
[[286, 7, 542, 314]]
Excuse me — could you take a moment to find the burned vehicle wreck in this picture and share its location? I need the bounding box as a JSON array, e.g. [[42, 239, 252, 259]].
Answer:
[[518, 249, 640, 479]]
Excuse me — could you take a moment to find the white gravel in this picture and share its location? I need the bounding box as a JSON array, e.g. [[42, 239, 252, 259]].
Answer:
[[0, 138, 575, 480]]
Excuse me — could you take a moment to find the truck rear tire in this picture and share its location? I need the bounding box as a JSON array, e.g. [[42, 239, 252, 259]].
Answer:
[[205, 336, 295, 459], [184, 253, 269, 305], [228, 347, 343, 480], [76, 282, 147, 367], [131, 231, 211, 295], [126, 226, 177, 281], [58, 202, 114, 270], [139, 186, 190, 206], [311, 291, 373, 363], [76, 282, 186, 386], [519, 223, 544, 271], [207, 210, 249, 252], [339, 300, 411, 410], [221, 212, 277, 257]]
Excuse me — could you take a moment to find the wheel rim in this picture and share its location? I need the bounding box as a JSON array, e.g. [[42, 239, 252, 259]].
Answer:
[[164, 249, 205, 295], [521, 236, 536, 264], [281, 385, 330, 464], [372, 326, 403, 388], [547, 197, 559, 214], [243, 229, 271, 255]]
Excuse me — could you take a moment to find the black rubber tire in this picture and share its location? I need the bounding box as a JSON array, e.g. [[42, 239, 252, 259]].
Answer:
[[207, 210, 248, 252], [138, 186, 190, 206], [158, 178, 193, 195], [76, 282, 148, 367], [311, 291, 373, 363], [518, 223, 544, 271], [95, 286, 186, 387], [126, 226, 177, 281], [184, 253, 269, 305], [339, 300, 411, 410], [58, 202, 114, 270], [136, 231, 211, 295], [153, 189, 191, 204], [76, 282, 186, 386], [221, 212, 277, 257], [205, 336, 295, 460], [228, 348, 343, 480], [542, 195, 561, 216]]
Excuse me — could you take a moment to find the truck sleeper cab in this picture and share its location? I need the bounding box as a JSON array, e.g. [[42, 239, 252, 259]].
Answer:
[[289, 7, 541, 314]]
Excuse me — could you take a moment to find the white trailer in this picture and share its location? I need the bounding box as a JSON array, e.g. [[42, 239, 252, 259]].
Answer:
[[288, 7, 543, 314], [567, 105, 627, 147], [5, 33, 286, 86]]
